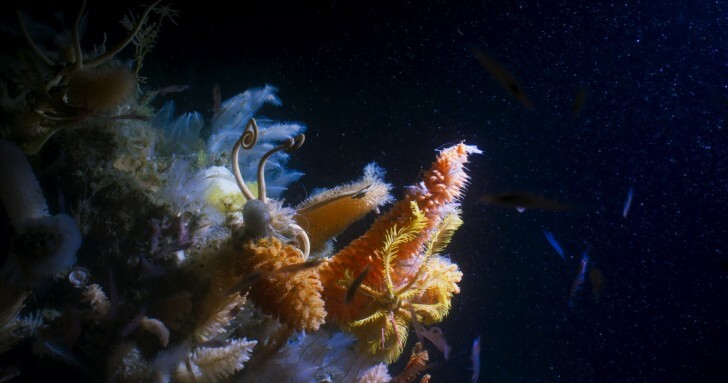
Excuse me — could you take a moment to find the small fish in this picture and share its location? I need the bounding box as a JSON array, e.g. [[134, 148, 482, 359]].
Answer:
[[542, 229, 565, 260], [157, 84, 189, 96], [589, 268, 604, 303], [470, 46, 533, 109], [223, 271, 265, 295], [471, 336, 481, 383], [420, 326, 452, 360], [568, 252, 590, 307], [345, 264, 371, 304], [572, 86, 588, 117], [276, 259, 322, 274], [479, 192, 571, 211], [622, 187, 634, 218]]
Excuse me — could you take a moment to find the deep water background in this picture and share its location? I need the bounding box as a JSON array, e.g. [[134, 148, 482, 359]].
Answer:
[[5, 0, 727, 381]]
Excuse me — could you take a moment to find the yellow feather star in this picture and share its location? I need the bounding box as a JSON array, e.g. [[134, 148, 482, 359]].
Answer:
[[340, 202, 463, 362]]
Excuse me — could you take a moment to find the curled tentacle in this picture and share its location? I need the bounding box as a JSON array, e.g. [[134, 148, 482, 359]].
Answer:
[[72, 0, 86, 70], [232, 118, 259, 201], [289, 223, 311, 261], [256, 134, 305, 202], [85, 0, 163, 68]]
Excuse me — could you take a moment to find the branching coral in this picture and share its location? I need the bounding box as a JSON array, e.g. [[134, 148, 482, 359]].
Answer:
[[320, 143, 479, 362], [172, 338, 257, 383], [0, 9, 482, 375], [16, 0, 162, 90], [0, 0, 494, 378], [193, 271, 248, 342], [392, 342, 429, 383], [120, 3, 180, 74], [5, 1, 170, 152], [81, 283, 111, 320], [357, 363, 393, 383]]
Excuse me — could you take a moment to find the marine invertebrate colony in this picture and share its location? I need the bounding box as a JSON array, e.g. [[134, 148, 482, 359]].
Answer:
[[295, 163, 393, 254], [320, 143, 481, 362], [3, 0, 176, 153], [0, 3, 483, 381]]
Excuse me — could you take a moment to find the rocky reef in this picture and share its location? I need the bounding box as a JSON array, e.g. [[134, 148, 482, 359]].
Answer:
[[0, 3, 479, 382]]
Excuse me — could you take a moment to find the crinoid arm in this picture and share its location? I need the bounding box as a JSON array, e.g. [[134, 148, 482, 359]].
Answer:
[[320, 143, 479, 363]]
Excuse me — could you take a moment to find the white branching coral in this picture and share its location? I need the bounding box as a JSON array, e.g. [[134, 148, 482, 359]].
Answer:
[[120, 3, 179, 74], [193, 272, 248, 342], [173, 338, 257, 383], [357, 363, 392, 383], [107, 342, 148, 383], [82, 283, 110, 319]]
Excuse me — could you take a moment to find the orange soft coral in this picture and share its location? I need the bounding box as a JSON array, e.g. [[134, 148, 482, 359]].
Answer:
[[319, 143, 479, 362], [241, 237, 326, 332], [320, 143, 478, 323], [295, 163, 392, 253]]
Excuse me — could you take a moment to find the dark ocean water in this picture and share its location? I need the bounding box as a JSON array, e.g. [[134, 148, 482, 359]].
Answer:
[[3, 1, 727, 382]]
